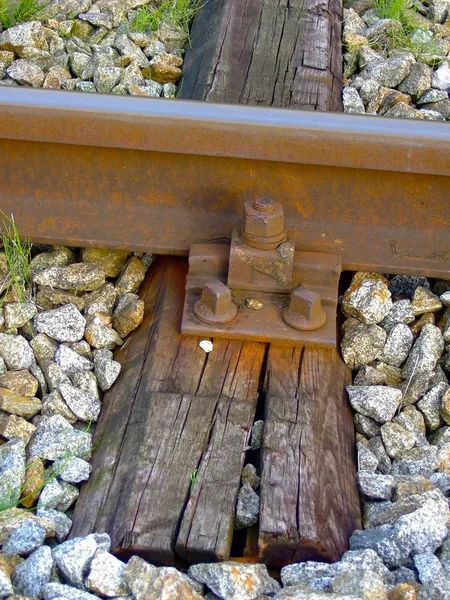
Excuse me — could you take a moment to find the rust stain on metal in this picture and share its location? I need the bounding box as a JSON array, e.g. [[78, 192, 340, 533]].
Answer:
[[0, 88, 448, 277]]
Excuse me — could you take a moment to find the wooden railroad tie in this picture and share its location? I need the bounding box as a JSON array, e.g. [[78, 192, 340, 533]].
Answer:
[[70, 257, 360, 566]]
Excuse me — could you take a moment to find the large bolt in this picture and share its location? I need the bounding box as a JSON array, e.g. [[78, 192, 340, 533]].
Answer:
[[283, 286, 326, 331], [241, 197, 287, 250], [194, 280, 238, 325]]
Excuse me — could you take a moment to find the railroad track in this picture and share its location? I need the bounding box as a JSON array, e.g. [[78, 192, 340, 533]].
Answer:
[[0, 84, 449, 570]]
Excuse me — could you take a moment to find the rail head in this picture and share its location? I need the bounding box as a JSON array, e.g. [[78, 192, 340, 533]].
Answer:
[[0, 87, 448, 177]]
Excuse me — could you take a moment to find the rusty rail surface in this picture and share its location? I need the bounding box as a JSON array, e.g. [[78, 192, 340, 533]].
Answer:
[[0, 87, 449, 277]]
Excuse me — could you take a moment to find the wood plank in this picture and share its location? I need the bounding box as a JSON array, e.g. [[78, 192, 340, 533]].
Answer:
[[180, 0, 343, 111], [98, 391, 217, 563], [176, 398, 257, 563], [70, 256, 267, 564], [258, 345, 361, 566]]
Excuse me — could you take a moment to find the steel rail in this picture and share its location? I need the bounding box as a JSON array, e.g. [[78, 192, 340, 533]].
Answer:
[[0, 87, 449, 276]]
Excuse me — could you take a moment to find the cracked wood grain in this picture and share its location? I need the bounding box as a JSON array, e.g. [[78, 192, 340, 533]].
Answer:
[[180, 0, 343, 111], [258, 344, 361, 566], [70, 257, 266, 564]]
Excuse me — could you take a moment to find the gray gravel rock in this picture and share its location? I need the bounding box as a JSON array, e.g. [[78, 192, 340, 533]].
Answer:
[[429, 471, 450, 494], [7, 59, 45, 87], [402, 324, 444, 379], [417, 89, 448, 104], [280, 561, 337, 590], [353, 361, 402, 386], [421, 98, 450, 119], [3, 518, 46, 555], [368, 435, 392, 474], [84, 320, 123, 349], [0, 333, 35, 370], [53, 455, 92, 483], [114, 34, 148, 67], [34, 304, 86, 343], [251, 420, 264, 450], [380, 299, 415, 333], [357, 471, 395, 499], [43, 582, 100, 599], [41, 360, 71, 392], [380, 323, 413, 367], [412, 286, 442, 316], [0, 21, 43, 54], [188, 563, 281, 600], [13, 545, 53, 598], [72, 370, 100, 401], [241, 463, 260, 489], [342, 278, 392, 324], [37, 478, 67, 510], [37, 508, 72, 542], [390, 275, 430, 298], [354, 413, 381, 438], [0, 438, 25, 509], [417, 382, 448, 431], [94, 65, 122, 92], [398, 62, 433, 100], [432, 63, 450, 91], [380, 422, 416, 458], [85, 549, 130, 596], [55, 344, 92, 375], [419, 108, 446, 120], [384, 102, 424, 119], [93, 348, 121, 391], [0, 569, 13, 598], [28, 414, 92, 460], [33, 263, 105, 292], [347, 385, 402, 423], [41, 389, 77, 423], [235, 483, 259, 530], [392, 445, 439, 477], [4, 301, 37, 329], [341, 322, 386, 369], [349, 526, 410, 568], [344, 8, 367, 34], [414, 552, 445, 584], [30, 333, 58, 364], [395, 489, 450, 555], [331, 568, 387, 599], [59, 382, 101, 422], [343, 87, 365, 113], [52, 534, 108, 589], [357, 442, 379, 471]]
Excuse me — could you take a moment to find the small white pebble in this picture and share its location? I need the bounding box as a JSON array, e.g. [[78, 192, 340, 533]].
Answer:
[[93, 317, 101, 325], [199, 340, 213, 353]]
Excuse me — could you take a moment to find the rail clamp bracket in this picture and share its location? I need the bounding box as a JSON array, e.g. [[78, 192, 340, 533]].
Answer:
[[181, 198, 341, 347]]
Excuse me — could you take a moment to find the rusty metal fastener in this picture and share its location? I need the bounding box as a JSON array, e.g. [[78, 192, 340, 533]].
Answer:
[[194, 280, 238, 325], [283, 286, 326, 331], [241, 197, 287, 250]]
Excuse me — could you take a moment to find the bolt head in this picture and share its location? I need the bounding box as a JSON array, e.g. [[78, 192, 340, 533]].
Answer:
[[241, 198, 285, 248], [194, 280, 238, 325], [283, 286, 326, 331]]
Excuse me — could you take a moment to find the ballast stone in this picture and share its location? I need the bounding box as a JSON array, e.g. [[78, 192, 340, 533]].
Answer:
[[341, 278, 392, 324], [188, 562, 281, 600], [347, 385, 402, 423], [0, 333, 35, 370], [341, 322, 386, 369], [28, 414, 92, 460], [380, 323, 413, 367], [13, 545, 53, 598], [34, 304, 86, 343]]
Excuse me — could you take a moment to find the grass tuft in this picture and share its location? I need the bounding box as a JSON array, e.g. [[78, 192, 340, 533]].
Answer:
[[0, 212, 32, 305], [130, 0, 202, 37], [0, 0, 39, 29], [371, 0, 444, 61]]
